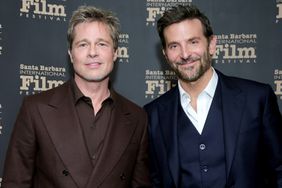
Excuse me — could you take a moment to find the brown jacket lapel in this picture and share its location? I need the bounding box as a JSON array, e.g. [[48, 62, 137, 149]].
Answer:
[[38, 81, 93, 188]]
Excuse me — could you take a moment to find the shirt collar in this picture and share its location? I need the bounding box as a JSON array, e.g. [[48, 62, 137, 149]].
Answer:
[[70, 79, 114, 105], [204, 68, 218, 98], [178, 67, 218, 102]]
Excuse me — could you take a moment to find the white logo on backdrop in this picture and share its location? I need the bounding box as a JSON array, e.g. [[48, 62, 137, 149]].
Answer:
[[145, 69, 177, 99], [20, 0, 67, 21], [274, 69, 282, 100], [213, 33, 257, 64], [19, 64, 66, 95], [0, 24, 2, 55], [146, 0, 191, 26], [118, 33, 130, 63], [277, 0, 282, 22]]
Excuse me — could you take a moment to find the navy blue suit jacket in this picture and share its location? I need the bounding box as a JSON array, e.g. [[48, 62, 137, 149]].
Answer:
[[144, 70, 282, 188]]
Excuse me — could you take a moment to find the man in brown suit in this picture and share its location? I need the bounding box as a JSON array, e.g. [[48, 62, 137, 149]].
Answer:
[[2, 6, 150, 188]]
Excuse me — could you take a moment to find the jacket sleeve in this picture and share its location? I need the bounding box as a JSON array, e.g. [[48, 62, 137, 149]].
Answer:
[[262, 85, 282, 187], [2, 97, 37, 188], [144, 105, 163, 188]]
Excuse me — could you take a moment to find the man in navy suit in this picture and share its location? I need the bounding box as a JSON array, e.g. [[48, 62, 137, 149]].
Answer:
[[144, 4, 282, 188]]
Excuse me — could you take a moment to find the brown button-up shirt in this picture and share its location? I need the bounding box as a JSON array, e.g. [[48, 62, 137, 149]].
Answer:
[[71, 80, 114, 167]]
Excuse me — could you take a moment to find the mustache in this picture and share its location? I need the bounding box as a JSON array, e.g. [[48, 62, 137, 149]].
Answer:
[[175, 56, 201, 65]]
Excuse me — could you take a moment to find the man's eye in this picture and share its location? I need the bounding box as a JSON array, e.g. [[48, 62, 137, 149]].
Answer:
[[79, 43, 87, 47], [98, 42, 107, 47], [169, 44, 178, 49]]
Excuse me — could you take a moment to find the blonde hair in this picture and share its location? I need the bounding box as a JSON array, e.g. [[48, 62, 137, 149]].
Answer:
[[67, 6, 120, 50]]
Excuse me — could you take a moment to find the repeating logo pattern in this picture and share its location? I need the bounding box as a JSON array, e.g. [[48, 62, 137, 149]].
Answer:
[[19, 64, 66, 95], [145, 69, 177, 99], [277, 0, 282, 23], [274, 69, 282, 100], [117, 33, 130, 63], [20, 0, 67, 22], [213, 33, 257, 64], [0, 24, 2, 55], [146, 0, 192, 26]]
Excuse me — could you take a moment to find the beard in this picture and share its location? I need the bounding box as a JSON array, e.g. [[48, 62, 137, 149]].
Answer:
[[168, 50, 212, 82]]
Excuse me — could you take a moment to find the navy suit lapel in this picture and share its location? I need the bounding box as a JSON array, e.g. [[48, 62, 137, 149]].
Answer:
[[217, 71, 246, 179], [38, 82, 92, 188], [159, 87, 180, 186]]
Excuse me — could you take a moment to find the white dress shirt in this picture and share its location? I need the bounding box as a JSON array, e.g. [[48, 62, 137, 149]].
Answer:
[[178, 68, 218, 134]]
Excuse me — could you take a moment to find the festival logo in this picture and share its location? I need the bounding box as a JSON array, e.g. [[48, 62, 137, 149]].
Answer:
[[20, 0, 67, 22], [117, 33, 129, 63], [145, 69, 177, 99], [146, 0, 192, 26], [274, 69, 282, 100], [213, 33, 257, 64], [19, 64, 66, 95], [277, 0, 282, 23], [0, 24, 2, 55]]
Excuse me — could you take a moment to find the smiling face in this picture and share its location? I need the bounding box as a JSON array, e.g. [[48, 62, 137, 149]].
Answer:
[[162, 18, 216, 83], [68, 21, 117, 84]]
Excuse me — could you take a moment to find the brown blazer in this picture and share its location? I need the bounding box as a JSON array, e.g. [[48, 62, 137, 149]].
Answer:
[[2, 80, 151, 188]]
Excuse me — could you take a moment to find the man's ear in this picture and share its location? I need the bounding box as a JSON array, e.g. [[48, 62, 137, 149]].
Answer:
[[68, 50, 73, 63], [162, 48, 168, 60], [209, 35, 217, 56], [113, 49, 118, 62]]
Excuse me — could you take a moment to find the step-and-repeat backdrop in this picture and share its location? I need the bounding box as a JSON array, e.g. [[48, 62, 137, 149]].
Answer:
[[0, 0, 282, 185]]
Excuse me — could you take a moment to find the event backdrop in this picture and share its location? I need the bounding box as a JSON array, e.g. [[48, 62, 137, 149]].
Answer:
[[0, 0, 282, 185]]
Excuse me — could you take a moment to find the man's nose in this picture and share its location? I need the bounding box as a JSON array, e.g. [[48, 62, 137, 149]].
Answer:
[[180, 46, 191, 60], [88, 45, 98, 57]]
